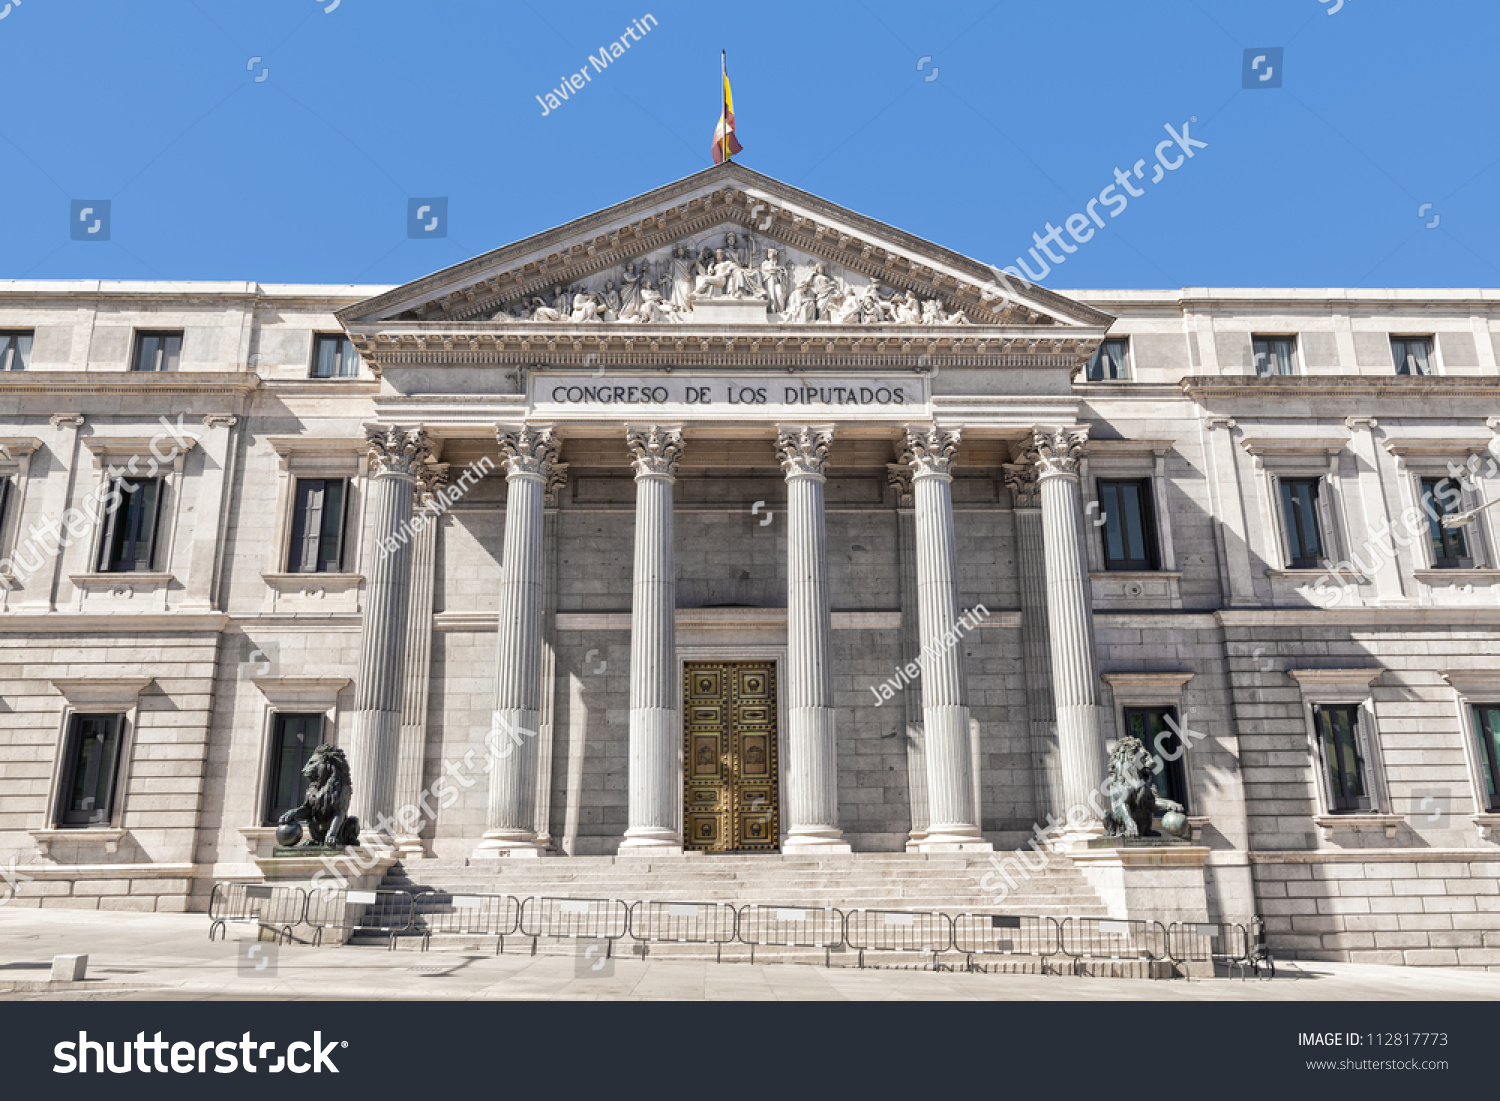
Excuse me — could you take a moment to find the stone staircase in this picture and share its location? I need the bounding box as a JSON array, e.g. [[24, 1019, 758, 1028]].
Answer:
[[358, 852, 1121, 969], [379, 852, 1108, 916]]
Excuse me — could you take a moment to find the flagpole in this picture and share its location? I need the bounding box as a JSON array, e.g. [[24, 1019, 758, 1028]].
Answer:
[[720, 50, 729, 163]]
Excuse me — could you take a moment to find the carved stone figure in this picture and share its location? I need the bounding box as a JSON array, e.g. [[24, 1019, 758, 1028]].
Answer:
[[1101, 734, 1185, 839], [619, 263, 642, 318], [669, 246, 695, 313], [895, 289, 922, 325], [529, 296, 563, 322], [571, 290, 602, 322], [760, 248, 789, 314], [600, 280, 621, 320], [276, 743, 361, 848], [795, 262, 839, 322]]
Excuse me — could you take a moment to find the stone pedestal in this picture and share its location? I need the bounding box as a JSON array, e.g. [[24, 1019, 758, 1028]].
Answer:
[[1069, 843, 1211, 925], [620, 426, 686, 855], [476, 426, 559, 860], [901, 425, 991, 853], [253, 850, 400, 944], [777, 425, 850, 853]]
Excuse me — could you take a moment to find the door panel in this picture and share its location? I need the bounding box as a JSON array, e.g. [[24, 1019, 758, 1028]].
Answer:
[[683, 661, 779, 852]]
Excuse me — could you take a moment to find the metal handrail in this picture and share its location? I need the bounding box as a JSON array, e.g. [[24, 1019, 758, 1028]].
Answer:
[[411, 891, 522, 955], [949, 913, 1063, 970], [206, 881, 305, 944], [841, 908, 953, 969], [305, 886, 415, 950]]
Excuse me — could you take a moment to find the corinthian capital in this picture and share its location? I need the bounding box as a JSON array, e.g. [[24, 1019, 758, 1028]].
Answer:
[[496, 424, 561, 480], [366, 425, 432, 478], [1001, 448, 1040, 508], [886, 463, 914, 507], [775, 425, 833, 479], [416, 462, 450, 507], [626, 424, 685, 478], [1032, 426, 1089, 478], [899, 424, 961, 478]]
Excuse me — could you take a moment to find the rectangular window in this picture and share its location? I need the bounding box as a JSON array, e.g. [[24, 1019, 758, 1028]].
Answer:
[[264, 712, 323, 824], [1086, 338, 1130, 381], [1279, 477, 1325, 569], [1473, 706, 1500, 813], [1098, 478, 1160, 570], [98, 477, 162, 572], [57, 713, 125, 826], [286, 478, 348, 573], [0, 330, 32, 371], [310, 335, 360, 379], [1253, 336, 1298, 377], [132, 331, 183, 373], [1315, 704, 1371, 813], [1124, 706, 1189, 812], [1420, 476, 1472, 567], [1391, 336, 1432, 376]]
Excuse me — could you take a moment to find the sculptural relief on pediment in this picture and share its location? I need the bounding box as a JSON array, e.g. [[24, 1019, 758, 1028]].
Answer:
[[489, 225, 973, 327]]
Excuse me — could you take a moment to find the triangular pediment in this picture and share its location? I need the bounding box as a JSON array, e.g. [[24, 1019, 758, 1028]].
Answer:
[[337, 164, 1111, 334]]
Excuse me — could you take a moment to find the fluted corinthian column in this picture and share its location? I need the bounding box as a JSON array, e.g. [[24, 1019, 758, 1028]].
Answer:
[[620, 425, 685, 855], [1002, 451, 1064, 823], [1034, 425, 1107, 843], [393, 462, 447, 858], [901, 425, 991, 852], [475, 425, 559, 859], [776, 425, 851, 853], [348, 425, 431, 838], [888, 463, 930, 850]]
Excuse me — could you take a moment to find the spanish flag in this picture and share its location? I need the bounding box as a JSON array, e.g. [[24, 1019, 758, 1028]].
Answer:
[[711, 51, 742, 165]]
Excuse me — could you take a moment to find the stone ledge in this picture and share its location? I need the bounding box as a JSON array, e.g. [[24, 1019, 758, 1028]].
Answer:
[[1312, 813, 1403, 841], [29, 828, 129, 857]]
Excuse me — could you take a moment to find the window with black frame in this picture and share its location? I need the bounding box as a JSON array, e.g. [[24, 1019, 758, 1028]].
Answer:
[[286, 478, 349, 573], [1253, 336, 1298, 377], [1472, 705, 1500, 813], [1420, 476, 1472, 568], [1315, 703, 1371, 813], [310, 334, 360, 379], [98, 477, 163, 572], [1086, 338, 1130, 381], [1098, 478, 1160, 570], [1123, 706, 1189, 812], [1391, 336, 1433, 376], [264, 712, 322, 824], [1279, 477, 1325, 568], [131, 331, 182, 372], [57, 713, 125, 826], [0, 330, 32, 371]]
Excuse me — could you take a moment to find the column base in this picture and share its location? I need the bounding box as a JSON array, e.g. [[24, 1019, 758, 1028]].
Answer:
[[471, 831, 545, 859], [916, 825, 993, 853], [392, 835, 427, 860], [617, 827, 683, 856], [1045, 822, 1106, 852], [782, 830, 852, 854]]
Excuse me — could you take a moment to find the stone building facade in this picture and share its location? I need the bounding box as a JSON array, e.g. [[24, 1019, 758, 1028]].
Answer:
[[2, 164, 1499, 967]]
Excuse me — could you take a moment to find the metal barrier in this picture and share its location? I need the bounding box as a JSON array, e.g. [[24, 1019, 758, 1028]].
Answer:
[[950, 913, 1062, 969], [842, 908, 953, 969], [1164, 921, 1250, 966], [1058, 917, 1168, 971], [304, 887, 415, 949], [207, 881, 305, 944], [735, 904, 843, 966], [412, 892, 522, 955], [627, 900, 738, 962], [519, 897, 631, 957]]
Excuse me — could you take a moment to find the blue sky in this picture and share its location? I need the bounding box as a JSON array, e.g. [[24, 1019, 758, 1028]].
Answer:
[[1, 0, 1495, 290]]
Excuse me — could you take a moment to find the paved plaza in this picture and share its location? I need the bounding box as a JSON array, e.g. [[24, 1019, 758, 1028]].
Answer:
[[3, 908, 1499, 1002]]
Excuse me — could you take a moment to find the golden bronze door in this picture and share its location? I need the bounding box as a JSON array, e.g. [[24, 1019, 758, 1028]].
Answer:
[[683, 661, 779, 852]]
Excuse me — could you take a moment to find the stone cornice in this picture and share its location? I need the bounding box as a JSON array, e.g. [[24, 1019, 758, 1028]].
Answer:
[[354, 327, 1098, 376], [1182, 375, 1500, 401], [0, 371, 260, 397]]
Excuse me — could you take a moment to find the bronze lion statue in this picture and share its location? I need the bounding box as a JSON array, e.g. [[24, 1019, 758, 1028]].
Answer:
[[277, 743, 361, 848], [1102, 734, 1184, 838]]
